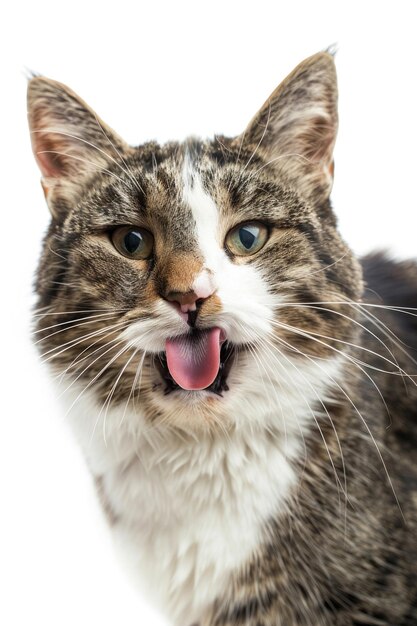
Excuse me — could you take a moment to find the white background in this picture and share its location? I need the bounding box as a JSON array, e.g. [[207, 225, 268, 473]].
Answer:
[[1, 1, 416, 625]]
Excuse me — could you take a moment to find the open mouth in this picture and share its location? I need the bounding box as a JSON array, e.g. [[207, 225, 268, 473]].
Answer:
[[155, 327, 235, 396]]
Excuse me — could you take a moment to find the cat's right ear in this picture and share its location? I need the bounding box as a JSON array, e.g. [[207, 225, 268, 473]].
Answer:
[[27, 76, 132, 218]]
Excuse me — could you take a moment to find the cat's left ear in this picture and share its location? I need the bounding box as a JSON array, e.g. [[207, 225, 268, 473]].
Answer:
[[234, 51, 338, 202], [27, 76, 132, 217]]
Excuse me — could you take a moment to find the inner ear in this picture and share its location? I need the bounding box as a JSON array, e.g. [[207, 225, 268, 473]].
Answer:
[[32, 132, 70, 178], [299, 113, 337, 163]]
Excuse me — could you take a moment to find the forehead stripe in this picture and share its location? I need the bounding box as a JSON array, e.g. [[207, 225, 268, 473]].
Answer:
[[182, 157, 220, 272]]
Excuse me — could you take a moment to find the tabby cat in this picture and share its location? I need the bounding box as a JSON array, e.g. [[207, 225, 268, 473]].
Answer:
[[28, 52, 417, 625]]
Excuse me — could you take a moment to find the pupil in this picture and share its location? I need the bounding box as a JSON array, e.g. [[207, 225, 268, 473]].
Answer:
[[124, 231, 142, 254], [239, 227, 257, 249]]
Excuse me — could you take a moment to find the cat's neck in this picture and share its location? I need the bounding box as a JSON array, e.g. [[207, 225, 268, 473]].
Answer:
[[56, 373, 335, 625]]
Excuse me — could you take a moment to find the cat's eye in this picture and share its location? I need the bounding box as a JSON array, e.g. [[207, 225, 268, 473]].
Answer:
[[225, 222, 269, 256], [111, 226, 154, 260]]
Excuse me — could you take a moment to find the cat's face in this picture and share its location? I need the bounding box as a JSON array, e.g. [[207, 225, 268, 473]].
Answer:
[[29, 52, 362, 433]]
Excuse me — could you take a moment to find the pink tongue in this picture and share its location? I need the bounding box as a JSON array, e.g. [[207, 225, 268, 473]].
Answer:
[[165, 328, 222, 391]]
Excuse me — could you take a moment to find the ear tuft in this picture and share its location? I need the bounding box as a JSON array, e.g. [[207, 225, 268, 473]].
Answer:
[[325, 43, 338, 57]]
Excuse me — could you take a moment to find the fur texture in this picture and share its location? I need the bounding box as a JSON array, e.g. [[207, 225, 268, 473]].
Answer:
[[28, 52, 417, 625]]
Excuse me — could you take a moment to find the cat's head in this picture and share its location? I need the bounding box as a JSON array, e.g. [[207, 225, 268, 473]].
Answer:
[[29, 52, 362, 435]]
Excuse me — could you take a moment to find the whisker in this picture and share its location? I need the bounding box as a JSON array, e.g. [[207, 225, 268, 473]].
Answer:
[[270, 319, 396, 419], [39, 320, 129, 362], [270, 330, 405, 521], [271, 308, 415, 380], [100, 344, 142, 446], [257, 332, 349, 507], [63, 339, 134, 425], [339, 297, 417, 367], [55, 329, 131, 382], [33, 313, 121, 342], [33, 307, 130, 318], [275, 300, 417, 375], [97, 329, 155, 437], [238, 326, 289, 447], [275, 299, 417, 314], [58, 335, 130, 398], [120, 351, 147, 428]]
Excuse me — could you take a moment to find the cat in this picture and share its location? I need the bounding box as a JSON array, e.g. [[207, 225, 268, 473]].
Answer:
[[28, 51, 417, 625]]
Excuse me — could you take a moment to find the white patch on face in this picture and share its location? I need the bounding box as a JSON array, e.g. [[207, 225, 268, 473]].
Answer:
[[181, 156, 278, 346], [182, 158, 220, 303], [192, 269, 214, 300], [182, 154, 220, 273]]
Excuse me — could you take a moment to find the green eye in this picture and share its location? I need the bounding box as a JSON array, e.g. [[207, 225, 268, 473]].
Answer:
[[225, 222, 269, 256], [111, 226, 154, 260]]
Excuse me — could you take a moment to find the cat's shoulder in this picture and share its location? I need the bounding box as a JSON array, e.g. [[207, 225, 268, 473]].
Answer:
[[361, 251, 417, 341], [360, 251, 417, 452]]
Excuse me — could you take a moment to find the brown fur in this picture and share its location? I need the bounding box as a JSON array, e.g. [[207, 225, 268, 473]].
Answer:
[[29, 52, 417, 624]]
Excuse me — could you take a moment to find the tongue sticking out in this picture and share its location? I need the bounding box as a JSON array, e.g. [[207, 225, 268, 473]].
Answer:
[[165, 328, 222, 391]]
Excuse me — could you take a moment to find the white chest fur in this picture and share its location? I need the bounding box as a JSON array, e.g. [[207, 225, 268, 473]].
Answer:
[[62, 385, 301, 626]]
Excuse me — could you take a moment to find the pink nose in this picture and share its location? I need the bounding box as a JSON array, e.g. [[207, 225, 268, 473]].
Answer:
[[165, 290, 204, 313], [164, 270, 217, 318]]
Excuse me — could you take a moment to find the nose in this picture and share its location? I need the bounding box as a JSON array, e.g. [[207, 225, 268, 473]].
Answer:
[[164, 270, 217, 326], [166, 290, 209, 327], [165, 290, 204, 313]]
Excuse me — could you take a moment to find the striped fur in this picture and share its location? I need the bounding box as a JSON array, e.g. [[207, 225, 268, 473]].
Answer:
[[29, 52, 417, 625]]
